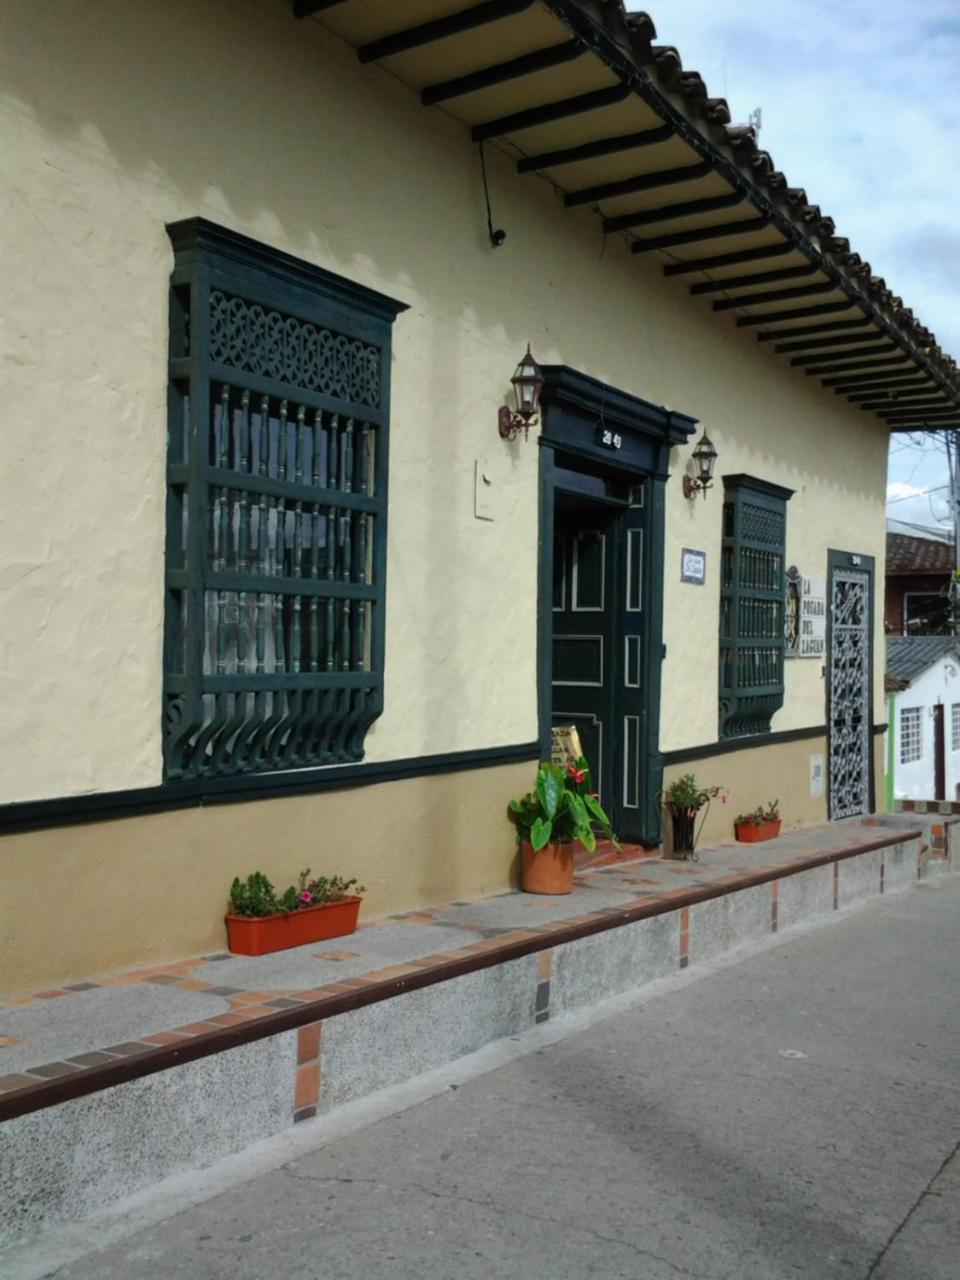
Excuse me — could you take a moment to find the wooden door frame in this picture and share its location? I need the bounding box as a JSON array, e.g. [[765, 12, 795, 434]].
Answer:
[[536, 365, 696, 845], [934, 703, 946, 800]]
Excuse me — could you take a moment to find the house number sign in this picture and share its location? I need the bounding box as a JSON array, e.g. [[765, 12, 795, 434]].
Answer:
[[681, 548, 706, 585], [598, 428, 622, 450]]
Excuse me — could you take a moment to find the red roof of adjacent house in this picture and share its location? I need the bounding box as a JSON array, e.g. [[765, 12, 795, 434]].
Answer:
[[887, 533, 954, 575]]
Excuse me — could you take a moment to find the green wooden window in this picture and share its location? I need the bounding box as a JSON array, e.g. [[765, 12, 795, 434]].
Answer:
[[719, 474, 794, 740], [163, 220, 405, 781]]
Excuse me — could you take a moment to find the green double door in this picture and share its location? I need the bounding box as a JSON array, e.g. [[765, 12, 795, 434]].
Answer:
[[551, 485, 648, 836]]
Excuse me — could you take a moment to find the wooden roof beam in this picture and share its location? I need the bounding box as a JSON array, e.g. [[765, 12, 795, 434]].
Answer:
[[602, 192, 744, 234], [825, 369, 925, 389], [776, 330, 886, 354], [869, 397, 954, 413], [473, 82, 630, 142], [566, 160, 713, 209], [790, 342, 897, 368], [838, 382, 929, 400], [631, 217, 770, 254], [423, 40, 583, 106], [663, 243, 797, 276], [359, 0, 534, 63], [756, 318, 874, 342], [690, 264, 821, 295], [517, 124, 674, 173], [803, 355, 912, 376], [737, 301, 858, 328], [842, 379, 931, 400], [713, 281, 837, 312]]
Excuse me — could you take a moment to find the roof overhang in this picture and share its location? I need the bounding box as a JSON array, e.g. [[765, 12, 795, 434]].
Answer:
[[295, 0, 960, 430]]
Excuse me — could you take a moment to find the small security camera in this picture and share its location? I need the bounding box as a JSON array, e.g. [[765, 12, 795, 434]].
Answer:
[[490, 227, 506, 248]]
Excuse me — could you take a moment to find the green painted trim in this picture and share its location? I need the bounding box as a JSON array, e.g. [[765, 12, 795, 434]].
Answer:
[[0, 742, 541, 837], [719, 476, 792, 740], [163, 220, 406, 782], [536, 365, 680, 846], [537, 445, 556, 762]]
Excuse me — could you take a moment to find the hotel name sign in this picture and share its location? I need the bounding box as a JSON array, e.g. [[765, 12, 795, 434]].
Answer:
[[786, 569, 826, 659]]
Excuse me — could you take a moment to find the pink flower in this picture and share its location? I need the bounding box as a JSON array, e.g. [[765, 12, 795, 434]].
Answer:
[[299, 891, 313, 904], [567, 763, 587, 784], [687, 808, 695, 819]]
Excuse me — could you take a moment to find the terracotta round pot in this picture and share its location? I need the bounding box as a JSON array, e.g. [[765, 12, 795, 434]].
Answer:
[[521, 840, 574, 895]]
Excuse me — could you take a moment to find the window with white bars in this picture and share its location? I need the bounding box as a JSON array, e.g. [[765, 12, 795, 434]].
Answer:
[[952, 704, 960, 752], [899, 707, 922, 765]]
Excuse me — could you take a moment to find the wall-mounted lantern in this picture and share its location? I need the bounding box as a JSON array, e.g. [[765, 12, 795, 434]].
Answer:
[[682, 429, 718, 499], [498, 345, 544, 441]]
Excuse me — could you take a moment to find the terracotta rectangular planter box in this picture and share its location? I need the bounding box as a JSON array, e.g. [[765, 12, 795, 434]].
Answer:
[[734, 820, 781, 843], [225, 897, 362, 956]]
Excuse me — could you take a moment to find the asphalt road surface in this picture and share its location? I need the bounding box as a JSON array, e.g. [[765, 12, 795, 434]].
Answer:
[[25, 876, 960, 1279]]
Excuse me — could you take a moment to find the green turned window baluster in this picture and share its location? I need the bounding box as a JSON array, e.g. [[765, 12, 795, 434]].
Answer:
[[718, 474, 794, 740], [162, 219, 404, 781]]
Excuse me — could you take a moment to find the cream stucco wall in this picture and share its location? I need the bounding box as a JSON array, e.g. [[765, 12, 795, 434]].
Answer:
[[0, 0, 888, 805], [0, 762, 529, 994]]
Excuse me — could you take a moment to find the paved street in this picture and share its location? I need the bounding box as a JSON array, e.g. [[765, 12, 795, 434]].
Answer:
[[30, 878, 960, 1279]]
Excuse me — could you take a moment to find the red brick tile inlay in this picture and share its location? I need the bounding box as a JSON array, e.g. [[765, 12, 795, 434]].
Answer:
[[770, 880, 779, 933], [298, 1022, 322, 1065], [679, 906, 690, 969], [295, 1063, 320, 1110]]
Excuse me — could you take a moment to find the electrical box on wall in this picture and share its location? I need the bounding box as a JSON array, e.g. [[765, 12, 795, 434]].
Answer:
[[810, 753, 825, 798]]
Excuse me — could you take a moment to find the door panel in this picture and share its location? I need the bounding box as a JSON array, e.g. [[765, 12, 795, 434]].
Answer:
[[552, 507, 615, 809]]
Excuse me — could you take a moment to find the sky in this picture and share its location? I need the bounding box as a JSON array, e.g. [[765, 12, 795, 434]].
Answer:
[[626, 1, 960, 528]]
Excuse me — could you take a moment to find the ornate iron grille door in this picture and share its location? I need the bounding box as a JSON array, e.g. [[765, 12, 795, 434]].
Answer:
[[828, 566, 871, 818]]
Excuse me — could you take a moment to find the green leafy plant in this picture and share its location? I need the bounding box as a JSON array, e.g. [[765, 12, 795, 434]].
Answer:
[[507, 758, 620, 854], [734, 800, 780, 827], [660, 773, 726, 816], [229, 868, 365, 918], [734, 808, 764, 827]]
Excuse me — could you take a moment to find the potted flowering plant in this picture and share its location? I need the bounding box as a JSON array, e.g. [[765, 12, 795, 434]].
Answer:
[[734, 800, 781, 843], [507, 757, 619, 894], [226, 868, 364, 956], [660, 773, 726, 859]]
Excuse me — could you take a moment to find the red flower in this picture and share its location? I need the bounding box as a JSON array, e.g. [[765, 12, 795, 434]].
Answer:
[[567, 763, 587, 785]]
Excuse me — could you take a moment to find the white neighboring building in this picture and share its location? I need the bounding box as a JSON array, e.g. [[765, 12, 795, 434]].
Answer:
[[886, 637, 960, 802]]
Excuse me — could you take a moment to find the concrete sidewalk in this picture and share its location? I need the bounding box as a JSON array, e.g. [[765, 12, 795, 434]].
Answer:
[[11, 871, 960, 1279], [0, 816, 948, 1250], [0, 819, 928, 1119]]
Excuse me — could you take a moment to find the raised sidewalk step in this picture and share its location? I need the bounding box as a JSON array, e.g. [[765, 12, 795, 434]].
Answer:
[[0, 819, 946, 1248]]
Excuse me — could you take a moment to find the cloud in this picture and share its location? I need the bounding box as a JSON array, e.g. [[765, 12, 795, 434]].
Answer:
[[629, 1, 960, 360], [886, 480, 952, 527]]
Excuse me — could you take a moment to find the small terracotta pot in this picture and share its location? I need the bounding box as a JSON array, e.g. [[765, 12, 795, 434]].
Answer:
[[734, 819, 781, 843], [521, 841, 574, 895], [226, 896, 362, 956], [735, 822, 765, 843]]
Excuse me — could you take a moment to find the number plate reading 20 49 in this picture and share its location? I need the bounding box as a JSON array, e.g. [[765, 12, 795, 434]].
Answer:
[[598, 427, 622, 450]]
